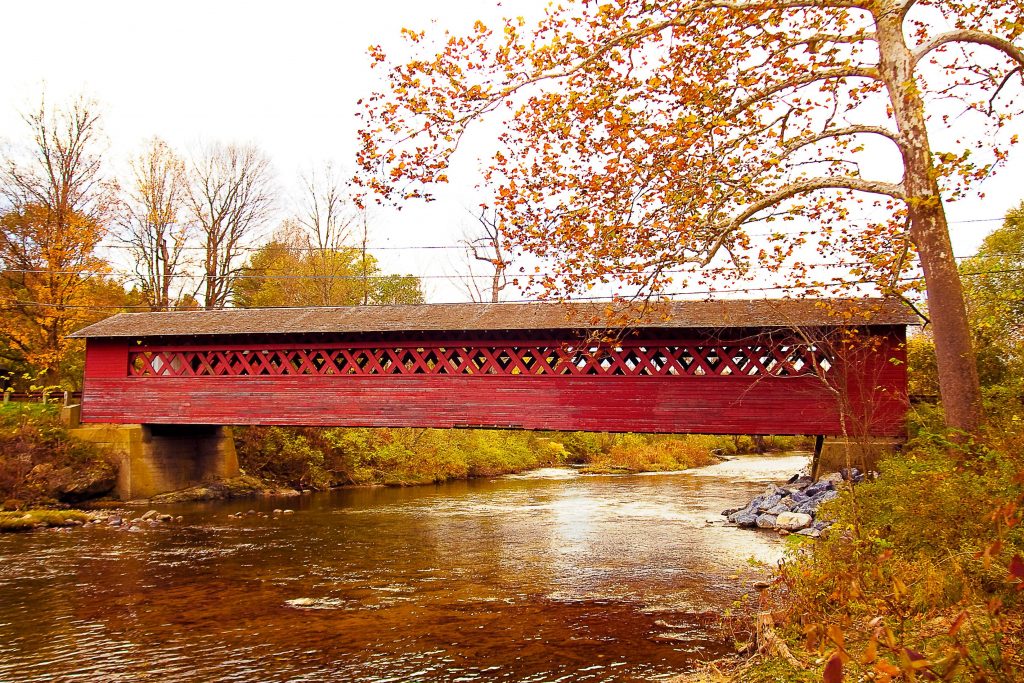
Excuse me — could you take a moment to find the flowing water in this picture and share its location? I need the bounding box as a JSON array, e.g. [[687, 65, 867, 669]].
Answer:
[[0, 454, 807, 682]]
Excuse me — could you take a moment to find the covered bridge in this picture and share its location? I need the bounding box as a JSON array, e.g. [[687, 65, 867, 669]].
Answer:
[[71, 299, 915, 437]]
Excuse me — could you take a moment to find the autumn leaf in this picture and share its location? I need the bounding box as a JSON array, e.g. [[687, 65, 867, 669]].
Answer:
[[823, 653, 843, 683], [1010, 554, 1024, 590]]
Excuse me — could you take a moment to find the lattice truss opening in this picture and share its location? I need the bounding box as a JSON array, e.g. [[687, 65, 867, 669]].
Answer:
[[128, 342, 834, 378]]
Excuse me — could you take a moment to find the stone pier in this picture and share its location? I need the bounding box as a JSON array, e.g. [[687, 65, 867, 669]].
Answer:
[[814, 437, 903, 476], [69, 424, 239, 500]]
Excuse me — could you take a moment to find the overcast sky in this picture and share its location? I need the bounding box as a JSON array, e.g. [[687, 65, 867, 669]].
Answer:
[[0, 0, 1020, 303]]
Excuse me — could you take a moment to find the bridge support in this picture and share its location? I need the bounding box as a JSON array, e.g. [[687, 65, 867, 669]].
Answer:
[[69, 424, 238, 500], [814, 437, 903, 477]]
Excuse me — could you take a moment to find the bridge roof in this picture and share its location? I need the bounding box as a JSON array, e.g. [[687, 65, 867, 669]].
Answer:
[[71, 298, 917, 339]]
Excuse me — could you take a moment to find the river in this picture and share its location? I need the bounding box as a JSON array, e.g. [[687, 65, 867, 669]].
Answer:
[[0, 453, 807, 682]]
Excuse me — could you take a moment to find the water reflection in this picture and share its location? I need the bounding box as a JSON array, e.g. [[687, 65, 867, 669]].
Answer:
[[0, 454, 805, 682]]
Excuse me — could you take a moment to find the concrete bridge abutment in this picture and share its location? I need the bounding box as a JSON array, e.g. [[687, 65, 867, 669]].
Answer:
[[69, 424, 239, 500]]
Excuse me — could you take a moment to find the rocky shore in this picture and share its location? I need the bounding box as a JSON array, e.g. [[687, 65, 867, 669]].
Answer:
[[722, 469, 864, 537]]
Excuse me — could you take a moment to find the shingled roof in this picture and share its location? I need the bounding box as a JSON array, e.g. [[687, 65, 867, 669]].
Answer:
[[69, 299, 918, 339]]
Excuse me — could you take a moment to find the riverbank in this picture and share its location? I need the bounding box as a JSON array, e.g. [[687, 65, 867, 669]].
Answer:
[[2, 402, 810, 511], [234, 425, 809, 491], [706, 411, 1024, 682]]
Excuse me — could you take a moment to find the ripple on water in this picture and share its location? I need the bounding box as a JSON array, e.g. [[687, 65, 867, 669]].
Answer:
[[0, 453, 797, 682]]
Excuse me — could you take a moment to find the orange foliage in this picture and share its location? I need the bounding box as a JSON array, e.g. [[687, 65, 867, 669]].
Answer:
[[357, 0, 1024, 432]]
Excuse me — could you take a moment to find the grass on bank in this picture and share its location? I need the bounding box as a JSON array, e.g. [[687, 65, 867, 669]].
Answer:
[[235, 427, 810, 490], [736, 400, 1024, 683], [0, 509, 91, 532]]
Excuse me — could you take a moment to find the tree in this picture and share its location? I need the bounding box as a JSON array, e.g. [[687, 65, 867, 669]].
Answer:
[[233, 230, 424, 308], [295, 163, 358, 252], [0, 96, 119, 384], [186, 143, 275, 309], [117, 138, 191, 311], [460, 208, 511, 303], [358, 0, 1024, 434], [960, 200, 1024, 384]]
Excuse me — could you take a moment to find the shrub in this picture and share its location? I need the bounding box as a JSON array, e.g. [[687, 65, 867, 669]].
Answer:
[[0, 403, 116, 507]]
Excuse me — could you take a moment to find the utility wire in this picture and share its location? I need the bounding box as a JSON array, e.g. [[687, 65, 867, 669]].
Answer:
[[90, 216, 1009, 254], [1, 266, 1018, 312], [2, 250, 1021, 282]]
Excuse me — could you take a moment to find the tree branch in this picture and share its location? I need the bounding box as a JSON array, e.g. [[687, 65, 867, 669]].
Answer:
[[724, 67, 878, 118], [781, 125, 904, 156], [701, 176, 906, 264], [913, 30, 1024, 68]]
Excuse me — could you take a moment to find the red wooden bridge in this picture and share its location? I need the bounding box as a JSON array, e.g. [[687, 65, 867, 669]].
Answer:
[[71, 299, 915, 437]]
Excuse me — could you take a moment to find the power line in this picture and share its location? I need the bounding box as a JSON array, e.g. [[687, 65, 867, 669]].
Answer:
[[4, 251, 1022, 282], [3, 266, 1019, 312], [90, 215, 1008, 254]]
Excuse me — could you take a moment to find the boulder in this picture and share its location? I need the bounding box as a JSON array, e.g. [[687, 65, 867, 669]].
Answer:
[[816, 490, 839, 505], [25, 461, 116, 503], [765, 504, 789, 516], [776, 511, 813, 531], [796, 527, 822, 538], [757, 494, 783, 512], [755, 513, 778, 529], [820, 472, 845, 487], [789, 490, 810, 504], [140, 510, 159, 521], [731, 511, 759, 527]]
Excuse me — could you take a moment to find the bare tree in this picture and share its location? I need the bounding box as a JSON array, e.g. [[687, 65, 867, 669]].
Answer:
[[295, 163, 356, 252], [117, 138, 191, 310], [460, 208, 510, 303], [290, 163, 365, 306], [186, 143, 275, 309], [1, 95, 113, 221], [358, 210, 371, 305]]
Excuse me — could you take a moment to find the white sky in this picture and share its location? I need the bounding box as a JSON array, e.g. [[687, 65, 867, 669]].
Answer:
[[0, 0, 1021, 304]]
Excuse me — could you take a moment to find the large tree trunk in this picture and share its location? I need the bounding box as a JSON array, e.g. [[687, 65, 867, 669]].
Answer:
[[876, 10, 983, 434]]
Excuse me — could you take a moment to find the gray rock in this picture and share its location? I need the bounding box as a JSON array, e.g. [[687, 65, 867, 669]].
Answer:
[[745, 494, 766, 511], [812, 519, 833, 531], [755, 513, 778, 529], [24, 461, 117, 504], [816, 490, 839, 505], [766, 504, 789, 516], [732, 512, 758, 527], [757, 494, 783, 512], [804, 481, 829, 496], [108, 516, 123, 527], [776, 511, 813, 531], [721, 507, 743, 517], [821, 472, 844, 487], [796, 527, 822, 538]]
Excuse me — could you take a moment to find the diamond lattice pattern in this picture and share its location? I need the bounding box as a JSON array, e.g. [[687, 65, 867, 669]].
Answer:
[[128, 343, 833, 378]]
